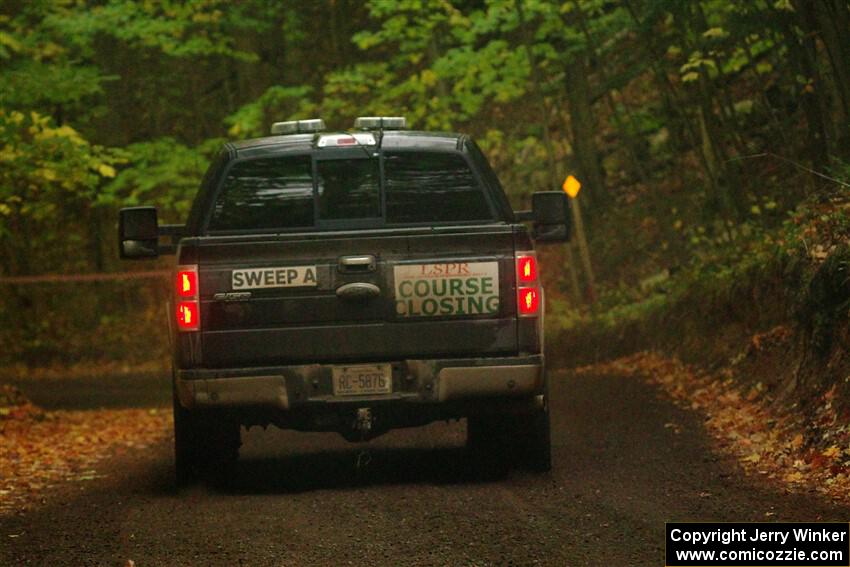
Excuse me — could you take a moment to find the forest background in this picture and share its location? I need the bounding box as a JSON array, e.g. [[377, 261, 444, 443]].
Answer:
[[2, 0, 850, 373]]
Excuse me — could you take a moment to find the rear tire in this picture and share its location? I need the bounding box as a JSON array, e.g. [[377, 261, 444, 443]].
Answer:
[[173, 392, 240, 487], [466, 414, 510, 474], [466, 404, 551, 473], [518, 405, 552, 472]]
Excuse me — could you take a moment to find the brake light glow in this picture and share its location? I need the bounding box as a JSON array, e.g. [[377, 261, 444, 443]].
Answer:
[[518, 287, 539, 316], [516, 252, 540, 317], [176, 301, 200, 331], [317, 132, 377, 147], [176, 269, 197, 298], [517, 255, 537, 283], [175, 265, 199, 332]]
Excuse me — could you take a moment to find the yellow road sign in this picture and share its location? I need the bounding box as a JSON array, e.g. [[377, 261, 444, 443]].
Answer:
[[562, 175, 582, 198]]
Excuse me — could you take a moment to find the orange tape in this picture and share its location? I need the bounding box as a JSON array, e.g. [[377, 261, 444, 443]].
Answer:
[[0, 270, 170, 284]]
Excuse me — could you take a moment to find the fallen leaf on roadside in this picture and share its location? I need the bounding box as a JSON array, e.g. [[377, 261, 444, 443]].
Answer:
[[785, 471, 804, 483], [823, 446, 841, 458], [0, 390, 171, 516], [578, 352, 850, 504]]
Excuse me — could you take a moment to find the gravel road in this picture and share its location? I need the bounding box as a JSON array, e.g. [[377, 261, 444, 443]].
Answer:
[[3, 368, 848, 566]]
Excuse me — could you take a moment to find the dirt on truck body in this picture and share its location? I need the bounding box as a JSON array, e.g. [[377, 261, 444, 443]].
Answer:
[[118, 116, 572, 484]]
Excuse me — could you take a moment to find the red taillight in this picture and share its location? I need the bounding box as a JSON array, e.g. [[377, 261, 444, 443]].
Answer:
[[176, 301, 200, 331], [176, 269, 197, 298], [518, 287, 540, 316], [175, 265, 199, 332], [517, 255, 537, 283], [516, 252, 540, 317]]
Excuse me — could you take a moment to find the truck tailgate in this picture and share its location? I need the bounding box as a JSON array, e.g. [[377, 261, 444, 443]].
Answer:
[[194, 225, 519, 367]]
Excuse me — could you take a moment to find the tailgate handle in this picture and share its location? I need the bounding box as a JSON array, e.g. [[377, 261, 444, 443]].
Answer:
[[336, 282, 381, 300], [338, 255, 376, 272]]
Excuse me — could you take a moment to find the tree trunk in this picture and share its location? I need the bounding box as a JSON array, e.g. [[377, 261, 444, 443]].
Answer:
[[513, 0, 584, 302], [573, 0, 647, 183], [564, 53, 606, 208], [621, 0, 701, 157], [777, 3, 829, 173], [813, 0, 850, 150]]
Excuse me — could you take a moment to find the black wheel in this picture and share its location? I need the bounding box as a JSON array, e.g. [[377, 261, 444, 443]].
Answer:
[[517, 405, 552, 472], [173, 391, 240, 487], [520, 369, 553, 472], [466, 414, 501, 453], [466, 404, 551, 473], [466, 414, 511, 474]]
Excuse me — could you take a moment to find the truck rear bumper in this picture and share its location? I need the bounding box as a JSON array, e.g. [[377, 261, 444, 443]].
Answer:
[[175, 355, 543, 411]]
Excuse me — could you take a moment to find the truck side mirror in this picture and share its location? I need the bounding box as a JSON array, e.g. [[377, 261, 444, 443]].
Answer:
[[532, 191, 572, 243], [119, 206, 159, 259]]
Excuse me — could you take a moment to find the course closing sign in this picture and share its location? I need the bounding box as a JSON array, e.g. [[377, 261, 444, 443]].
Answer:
[[394, 262, 500, 317]]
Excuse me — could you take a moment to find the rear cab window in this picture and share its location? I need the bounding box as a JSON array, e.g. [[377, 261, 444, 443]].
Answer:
[[384, 152, 492, 224], [317, 158, 381, 221], [209, 155, 313, 231], [205, 139, 504, 234]]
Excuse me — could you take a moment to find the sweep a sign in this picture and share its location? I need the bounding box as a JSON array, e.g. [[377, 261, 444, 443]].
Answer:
[[394, 262, 500, 317]]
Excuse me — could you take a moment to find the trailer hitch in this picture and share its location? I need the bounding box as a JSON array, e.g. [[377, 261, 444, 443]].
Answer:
[[355, 407, 373, 435]]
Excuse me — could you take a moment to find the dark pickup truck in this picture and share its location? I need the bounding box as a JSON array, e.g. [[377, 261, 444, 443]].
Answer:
[[119, 116, 571, 484]]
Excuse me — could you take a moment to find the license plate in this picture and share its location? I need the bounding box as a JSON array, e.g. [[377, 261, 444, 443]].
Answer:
[[332, 364, 392, 396]]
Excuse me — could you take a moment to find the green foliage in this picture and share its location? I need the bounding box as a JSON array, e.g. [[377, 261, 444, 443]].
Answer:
[[800, 245, 850, 355], [0, 110, 124, 237], [44, 0, 259, 61], [552, 194, 850, 367], [0, 62, 110, 110], [331, 0, 562, 130], [0, 7, 113, 118], [103, 137, 220, 220], [225, 86, 314, 138]]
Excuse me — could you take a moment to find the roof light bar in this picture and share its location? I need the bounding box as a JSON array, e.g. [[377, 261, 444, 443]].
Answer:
[[270, 119, 326, 135], [354, 116, 407, 130]]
